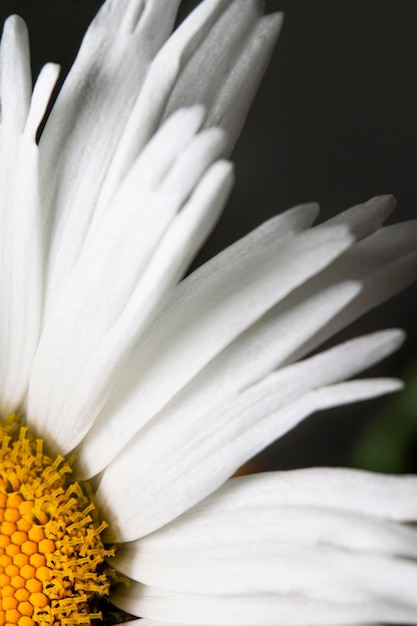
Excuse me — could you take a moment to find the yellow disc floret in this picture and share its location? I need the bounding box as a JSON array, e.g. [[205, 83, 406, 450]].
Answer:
[[0, 416, 114, 626]]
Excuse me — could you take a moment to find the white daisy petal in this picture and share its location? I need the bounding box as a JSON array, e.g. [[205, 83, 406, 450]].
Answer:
[[0, 19, 57, 414], [28, 110, 232, 453], [76, 195, 417, 478], [97, 379, 402, 541], [287, 219, 417, 363], [112, 466, 417, 606], [42, 105, 207, 329], [133, 618, 379, 626], [118, 543, 417, 603], [196, 467, 417, 520], [96, 0, 282, 230], [163, 4, 283, 150], [107, 106, 206, 209], [0, 133, 42, 414], [136, 622, 380, 626], [115, 508, 417, 589], [113, 582, 417, 626], [329, 220, 417, 280], [76, 219, 353, 476], [0, 15, 31, 130], [76, 277, 360, 478], [41, 0, 282, 320], [40, 0, 182, 312], [325, 194, 396, 239], [23, 62, 60, 141], [98, 329, 403, 541], [74, 200, 319, 474]]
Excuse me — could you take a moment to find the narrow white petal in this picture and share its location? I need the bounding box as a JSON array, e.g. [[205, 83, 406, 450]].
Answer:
[[77, 218, 351, 476], [98, 331, 402, 541], [164, 5, 283, 150], [287, 220, 417, 363], [113, 583, 417, 626], [200, 467, 417, 521], [24, 63, 60, 141], [85, 105, 207, 239], [28, 133, 233, 453], [137, 622, 379, 626], [80, 200, 417, 478], [77, 279, 359, 478], [0, 17, 62, 415], [118, 544, 417, 604], [41, 0, 281, 320], [325, 194, 396, 239], [88, 0, 148, 32], [0, 15, 31, 130], [330, 219, 417, 279], [42, 106, 209, 334], [205, 13, 282, 149], [115, 506, 417, 589], [40, 0, 182, 313], [97, 0, 280, 221], [91, 0, 232, 222], [0, 131, 42, 413]]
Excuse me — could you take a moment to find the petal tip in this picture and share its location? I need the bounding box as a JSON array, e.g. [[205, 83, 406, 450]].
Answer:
[[366, 193, 397, 213], [3, 14, 28, 33]]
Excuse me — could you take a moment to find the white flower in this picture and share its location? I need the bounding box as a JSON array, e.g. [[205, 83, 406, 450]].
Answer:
[[0, 1, 416, 625]]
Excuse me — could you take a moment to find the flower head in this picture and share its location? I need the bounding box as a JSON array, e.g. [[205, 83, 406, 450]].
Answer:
[[0, 1, 416, 625]]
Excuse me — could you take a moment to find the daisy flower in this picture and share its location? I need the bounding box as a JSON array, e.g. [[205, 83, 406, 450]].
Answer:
[[0, 1, 416, 625]]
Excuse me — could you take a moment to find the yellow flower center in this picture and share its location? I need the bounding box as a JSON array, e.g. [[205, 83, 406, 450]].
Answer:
[[0, 416, 114, 626]]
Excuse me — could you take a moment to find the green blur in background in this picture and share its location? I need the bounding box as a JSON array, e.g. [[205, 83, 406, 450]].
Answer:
[[353, 362, 417, 473]]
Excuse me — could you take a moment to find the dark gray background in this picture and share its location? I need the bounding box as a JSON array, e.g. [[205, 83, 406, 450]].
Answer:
[[1, 1, 416, 471]]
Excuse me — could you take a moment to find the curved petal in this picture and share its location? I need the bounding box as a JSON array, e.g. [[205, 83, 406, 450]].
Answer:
[[0, 18, 58, 413], [76, 277, 359, 477], [96, 0, 282, 237], [28, 109, 233, 452], [163, 4, 283, 150], [134, 621, 380, 626], [116, 508, 417, 590], [40, 0, 182, 312], [196, 467, 417, 521], [97, 330, 403, 541], [113, 582, 417, 626], [77, 217, 355, 476], [117, 543, 417, 601], [0, 15, 31, 131], [77, 193, 412, 477], [325, 194, 396, 239], [286, 218, 417, 364], [41, 0, 281, 318], [113, 469, 417, 605]]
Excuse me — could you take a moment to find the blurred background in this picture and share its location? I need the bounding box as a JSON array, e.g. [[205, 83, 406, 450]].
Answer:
[[1, 0, 416, 472]]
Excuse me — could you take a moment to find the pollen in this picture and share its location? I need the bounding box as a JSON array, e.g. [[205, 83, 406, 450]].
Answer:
[[0, 416, 114, 626]]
